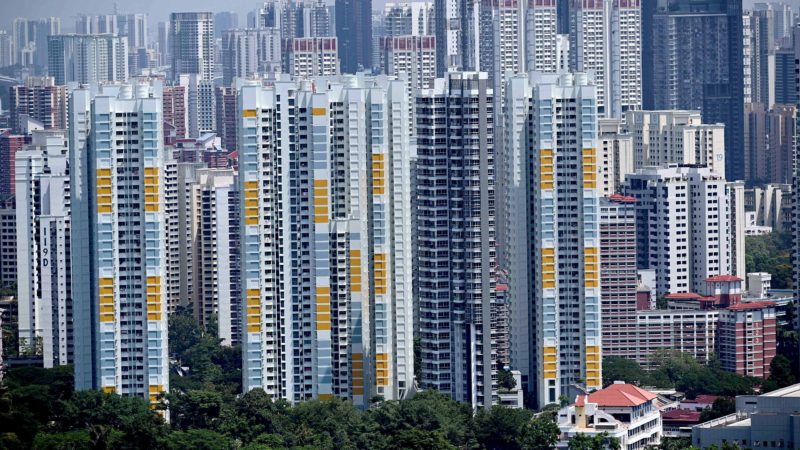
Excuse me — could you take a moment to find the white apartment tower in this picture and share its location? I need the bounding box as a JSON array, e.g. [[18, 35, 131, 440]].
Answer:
[[598, 118, 633, 197], [192, 169, 241, 346], [623, 166, 731, 296], [434, 0, 481, 74], [623, 110, 726, 179], [47, 34, 129, 85], [525, 0, 559, 73], [239, 75, 414, 405], [416, 72, 497, 408], [169, 12, 214, 82], [379, 35, 437, 91], [221, 28, 282, 85], [384, 2, 435, 36], [15, 130, 72, 367], [286, 37, 341, 78], [71, 82, 169, 405], [569, 0, 641, 118], [503, 72, 602, 408]]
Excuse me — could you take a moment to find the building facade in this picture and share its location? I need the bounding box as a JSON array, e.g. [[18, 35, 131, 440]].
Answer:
[[70, 82, 169, 405], [239, 75, 414, 405], [47, 34, 128, 85], [417, 72, 496, 407], [504, 72, 602, 407], [9, 76, 67, 133], [169, 12, 214, 82]]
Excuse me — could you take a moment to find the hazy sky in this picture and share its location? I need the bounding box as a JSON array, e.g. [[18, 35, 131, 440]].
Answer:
[[0, 0, 775, 33]]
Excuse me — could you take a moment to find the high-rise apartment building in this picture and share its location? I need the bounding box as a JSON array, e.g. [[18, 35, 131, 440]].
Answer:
[[504, 71, 602, 407], [645, 0, 744, 180], [215, 87, 238, 152], [15, 130, 72, 368], [12, 17, 61, 69], [623, 166, 731, 296], [47, 34, 128, 85], [481, 0, 526, 107], [378, 35, 437, 90], [0, 131, 29, 199], [743, 9, 773, 106], [221, 28, 282, 86], [169, 12, 214, 82], [239, 75, 414, 405], [434, 0, 480, 74], [384, 1, 434, 37], [0, 199, 16, 289], [214, 12, 240, 38], [178, 74, 216, 138], [336, 0, 373, 72], [773, 41, 797, 106], [71, 82, 169, 405], [525, 0, 559, 73], [623, 110, 726, 178], [599, 195, 638, 361], [191, 169, 241, 346], [598, 118, 633, 197], [9, 76, 67, 133], [744, 104, 795, 185], [285, 37, 340, 78], [416, 72, 496, 407], [162, 84, 189, 142], [569, 0, 642, 118]]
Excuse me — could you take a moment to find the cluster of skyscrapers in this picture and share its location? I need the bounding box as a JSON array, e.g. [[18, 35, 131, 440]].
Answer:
[[0, 0, 799, 419]]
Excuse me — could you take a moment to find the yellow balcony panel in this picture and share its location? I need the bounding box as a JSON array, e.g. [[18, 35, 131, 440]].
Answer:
[[372, 161, 385, 170], [544, 346, 557, 355], [316, 304, 331, 313], [244, 190, 258, 199], [544, 354, 557, 363], [102, 386, 116, 394], [97, 186, 113, 195], [147, 304, 161, 313], [540, 149, 553, 157], [313, 187, 328, 197], [316, 313, 331, 322], [245, 199, 259, 207], [376, 353, 389, 361], [244, 181, 259, 190], [352, 361, 363, 369], [352, 387, 364, 395], [245, 217, 259, 225], [350, 275, 362, 284], [99, 278, 114, 286], [247, 325, 261, 333], [351, 284, 361, 293], [583, 181, 597, 189], [582, 148, 595, 155], [147, 312, 162, 321], [145, 204, 159, 212], [314, 215, 329, 224], [352, 352, 363, 360], [247, 288, 260, 297], [586, 362, 599, 370], [144, 167, 159, 176], [543, 372, 556, 380], [100, 305, 114, 314], [247, 316, 261, 324], [316, 286, 331, 295], [585, 280, 599, 288], [243, 109, 257, 118], [97, 205, 113, 214], [351, 249, 362, 257], [376, 361, 389, 369], [96, 168, 112, 177], [373, 187, 386, 195], [543, 281, 556, 289], [544, 362, 557, 371], [149, 385, 164, 394], [313, 197, 328, 206], [372, 153, 385, 162], [312, 107, 327, 116], [541, 182, 554, 189], [313, 179, 329, 187], [316, 322, 331, 331]]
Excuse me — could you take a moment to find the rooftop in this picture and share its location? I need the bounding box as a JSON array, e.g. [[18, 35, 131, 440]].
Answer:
[[727, 300, 776, 311], [588, 383, 658, 407], [661, 409, 701, 423], [706, 275, 743, 282]]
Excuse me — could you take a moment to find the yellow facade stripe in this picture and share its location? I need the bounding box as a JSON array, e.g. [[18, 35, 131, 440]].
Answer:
[[313, 179, 328, 187], [144, 167, 159, 176], [312, 107, 327, 116], [243, 109, 257, 118]]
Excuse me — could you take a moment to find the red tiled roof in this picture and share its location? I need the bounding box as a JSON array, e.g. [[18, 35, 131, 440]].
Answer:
[[608, 194, 637, 203], [727, 300, 776, 311], [661, 409, 701, 423], [664, 292, 702, 299], [706, 275, 742, 282], [683, 395, 718, 405], [588, 383, 658, 407], [575, 395, 586, 407]]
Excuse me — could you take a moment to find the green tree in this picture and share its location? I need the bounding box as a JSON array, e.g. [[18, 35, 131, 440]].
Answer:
[[766, 354, 796, 390], [745, 231, 792, 289], [497, 368, 517, 390], [32, 431, 92, 450], [522, 413, 561, 450], [602, 357, 652, 387], [474, 406, 532, 450], [163, 429, 231, 450], [388, 428, 456, 450], [169, 389, 225, 431], [567, 432, 620, 450], [699, 397, 735, 422]]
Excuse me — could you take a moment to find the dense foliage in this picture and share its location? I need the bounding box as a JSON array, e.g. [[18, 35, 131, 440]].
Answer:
[[603, 351, 762, 398], [745, 231, 792, 289], [0, 310, 562, 450]]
